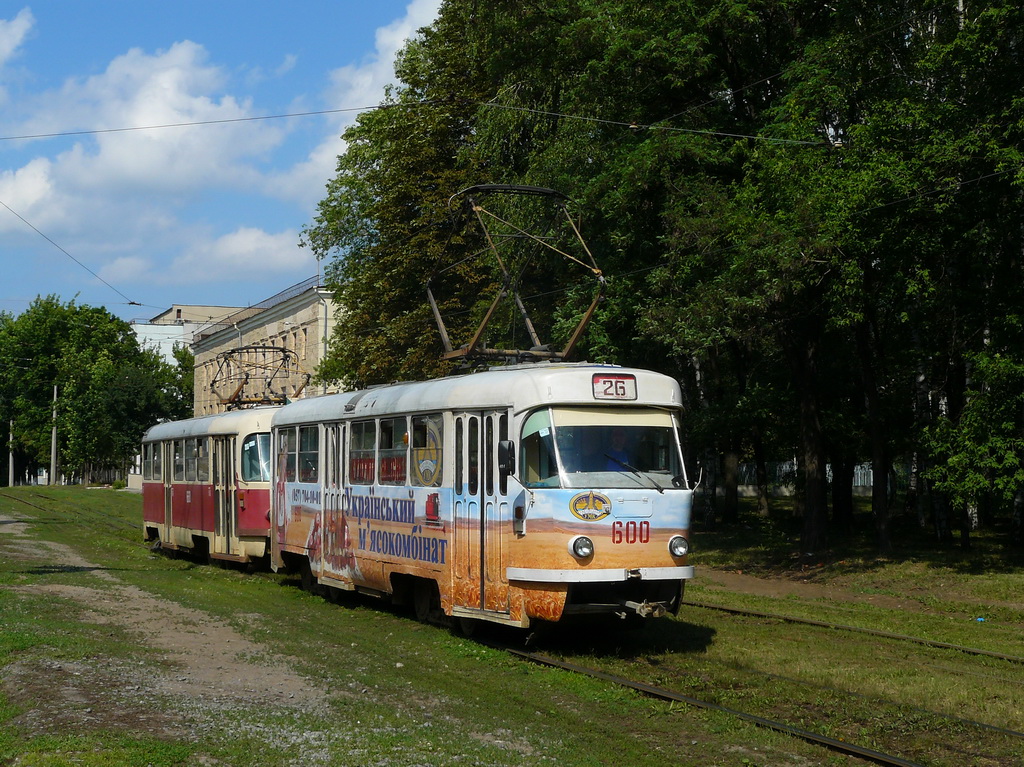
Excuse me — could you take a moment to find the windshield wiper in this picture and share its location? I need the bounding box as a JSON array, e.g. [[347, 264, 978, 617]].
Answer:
[[603, 454, 665, 494]]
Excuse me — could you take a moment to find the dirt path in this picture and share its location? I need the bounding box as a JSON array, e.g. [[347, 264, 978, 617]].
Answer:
[[0, 512, 328, 741]]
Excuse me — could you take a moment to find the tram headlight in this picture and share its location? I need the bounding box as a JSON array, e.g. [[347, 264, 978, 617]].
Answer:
[[568, 535, 595, 559], [668, 535, 689, 557]]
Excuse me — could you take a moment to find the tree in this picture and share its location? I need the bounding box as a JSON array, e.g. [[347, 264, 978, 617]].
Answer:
[[0, 297, 188, 485], [310, 0, 1024, 556]]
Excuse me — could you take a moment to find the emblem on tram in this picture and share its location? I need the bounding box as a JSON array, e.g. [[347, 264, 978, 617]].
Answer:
[[569, 491, 612, 521]]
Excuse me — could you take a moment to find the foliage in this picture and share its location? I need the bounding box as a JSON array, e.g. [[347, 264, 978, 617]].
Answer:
[[310, 1, 1024, 553], [926, 353, 1024, 508], [0, 297, 190, 483]]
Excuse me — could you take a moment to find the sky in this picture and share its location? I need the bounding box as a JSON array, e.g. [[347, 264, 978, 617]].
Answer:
[[0, 1, 443, 324]]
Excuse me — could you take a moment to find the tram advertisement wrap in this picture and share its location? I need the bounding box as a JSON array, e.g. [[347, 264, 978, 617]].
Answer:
[[344, 487, 450, 567], [278, 482, 450, 570]]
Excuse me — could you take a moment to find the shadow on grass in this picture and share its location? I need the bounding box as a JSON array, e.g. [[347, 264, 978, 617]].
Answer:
[[534, 616, 716, 660], [693, 496, 1024, 577], [21, 564, 129, 577]]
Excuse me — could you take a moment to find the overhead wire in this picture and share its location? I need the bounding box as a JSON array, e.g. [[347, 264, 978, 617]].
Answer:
[[0, 2, 1007, 315], [0, 198, 140, 307]]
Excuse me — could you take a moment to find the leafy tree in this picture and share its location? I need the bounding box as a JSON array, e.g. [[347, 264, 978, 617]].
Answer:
[[0, 297, 188, 485], [311, 0, 1024, 555]]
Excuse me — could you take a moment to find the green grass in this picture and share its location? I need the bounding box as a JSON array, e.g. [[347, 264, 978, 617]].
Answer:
[[1, 487, 822, 767], [2, 487, 1023, 766]]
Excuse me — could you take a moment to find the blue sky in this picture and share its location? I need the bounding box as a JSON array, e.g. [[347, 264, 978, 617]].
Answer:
[[0, 1, 442, 323]]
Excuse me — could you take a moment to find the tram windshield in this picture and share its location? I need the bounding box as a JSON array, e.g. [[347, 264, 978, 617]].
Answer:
[[521, 407, 686, 490], [241, 432, 271, 483]]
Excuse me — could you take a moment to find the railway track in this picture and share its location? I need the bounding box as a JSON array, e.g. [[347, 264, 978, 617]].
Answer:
[[490, 640, 927, 767], [483, 598, 1024, 766], [686, 600, 1024, 664], [0, 490, 136, 537]]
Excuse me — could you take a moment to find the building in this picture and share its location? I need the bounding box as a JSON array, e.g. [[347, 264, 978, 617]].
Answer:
[[131, 304, 243, 364], [191, 276, 338, 416]]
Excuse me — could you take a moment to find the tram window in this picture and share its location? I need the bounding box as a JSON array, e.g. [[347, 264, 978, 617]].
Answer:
[[241, 433, 271, 482], [468, 417, 479, 495], [411, 414, 443, 487], [349, 421, 375, 485], [152, 443, 162, 480], [521, 409, 558, 488], [197, 438, 210, 483], [455, 419, 463, 493], [379, 417, 408, 485], [142, 444, 152, 480], [278, 427, 297, 482], [322, 425, 340, 488], [184, 439, 197, 482], [173, 440, 185, 482], [299, 426, 319, 483], [484, 416, 494, 496], [499, 414, 509, 495]]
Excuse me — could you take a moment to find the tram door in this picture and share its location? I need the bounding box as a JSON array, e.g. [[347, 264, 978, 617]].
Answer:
[[162, 441, 173, 541], [453, 411, 510, 616], [321, 423, 344, 581], [212, 437, 235, 556]]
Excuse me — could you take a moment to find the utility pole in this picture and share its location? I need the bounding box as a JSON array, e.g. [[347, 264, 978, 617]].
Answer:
[[8, 419, 13, 487], [49, 384, 58, 486]]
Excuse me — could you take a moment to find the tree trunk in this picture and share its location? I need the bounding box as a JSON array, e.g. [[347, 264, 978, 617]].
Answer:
[[830, 455, 854, 534], [856, 320, 892, 553], [1012, 490, 1024, 546], [753, 430, 770, 516], [933, 490, 954, 543], [787, 323, 829, 556], [721, 448, 740, 524]]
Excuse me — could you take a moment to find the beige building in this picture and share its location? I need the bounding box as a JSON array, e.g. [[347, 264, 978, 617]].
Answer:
[[191, 277, 339, 416]]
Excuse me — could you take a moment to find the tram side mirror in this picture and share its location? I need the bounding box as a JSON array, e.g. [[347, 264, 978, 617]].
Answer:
[[498, 440, 516, 478]]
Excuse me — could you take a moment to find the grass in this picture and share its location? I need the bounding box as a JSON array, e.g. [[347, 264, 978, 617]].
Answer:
[[1, 487, 822, 767], [2, 487, 1023, 766]]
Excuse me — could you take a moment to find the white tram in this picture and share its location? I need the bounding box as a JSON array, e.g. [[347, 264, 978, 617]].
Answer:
[[141, 407, 277, 564], [270, 363, 694, 628]]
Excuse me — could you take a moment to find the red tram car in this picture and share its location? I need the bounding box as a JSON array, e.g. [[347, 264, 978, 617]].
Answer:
[[141, 407, 277, 564]]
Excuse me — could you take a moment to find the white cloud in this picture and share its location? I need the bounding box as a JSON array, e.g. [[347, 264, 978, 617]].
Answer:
[[31, 41, 285, 195], [0, 1, 442, 308], [275, 54, 298, 77], [1, 38, 291, 279], [268, 0, 442, 208], [0, 8, 33, 68], [98, 255, 152, 283], [166, 227, 314, 284], [0, 157, 54, 230]]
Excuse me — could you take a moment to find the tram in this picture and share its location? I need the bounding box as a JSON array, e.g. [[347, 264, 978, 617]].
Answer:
[[270, 362, 694, 628], [141, 406, 277, 564]]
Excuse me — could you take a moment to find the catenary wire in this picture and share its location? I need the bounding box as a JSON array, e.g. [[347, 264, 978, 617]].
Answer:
[[0, 198, 140, 307]]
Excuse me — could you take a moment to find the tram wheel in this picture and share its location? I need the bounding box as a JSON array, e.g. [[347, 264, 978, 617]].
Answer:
[[299, 559, 316, 593], [413, 580, 440, 623]]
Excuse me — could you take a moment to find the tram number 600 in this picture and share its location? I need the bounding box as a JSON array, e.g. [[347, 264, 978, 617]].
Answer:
[[611, 520, 650, 544]]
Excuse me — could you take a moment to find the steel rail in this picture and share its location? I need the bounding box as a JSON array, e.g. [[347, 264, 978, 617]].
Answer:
[[687, 601, 1024, 664], [491, 642, 926, 767]]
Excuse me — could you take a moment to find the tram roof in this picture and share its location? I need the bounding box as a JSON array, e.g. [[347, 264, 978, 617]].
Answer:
[[143, 405, 280, 442], [271, 363, 681, 428]]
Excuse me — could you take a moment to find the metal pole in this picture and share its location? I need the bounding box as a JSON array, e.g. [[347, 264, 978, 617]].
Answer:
[[49, 384, 58, 486], [8, 419, 13, 487]]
